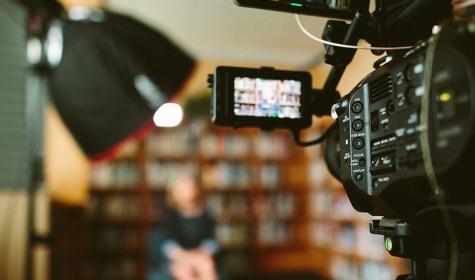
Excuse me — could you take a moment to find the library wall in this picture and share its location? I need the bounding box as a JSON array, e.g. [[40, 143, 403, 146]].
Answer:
[[84, 121, 312, 278]]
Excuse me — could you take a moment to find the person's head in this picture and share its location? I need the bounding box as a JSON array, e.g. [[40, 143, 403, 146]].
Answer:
[[167, 174, 205, 213]]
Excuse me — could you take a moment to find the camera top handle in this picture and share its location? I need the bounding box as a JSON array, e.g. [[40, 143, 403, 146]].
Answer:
[[311, 10, 371, 117], [292, 10, 370, 146]]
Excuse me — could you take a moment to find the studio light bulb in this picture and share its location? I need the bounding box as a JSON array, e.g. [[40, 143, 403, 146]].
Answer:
[[153, 103, 183, 127]]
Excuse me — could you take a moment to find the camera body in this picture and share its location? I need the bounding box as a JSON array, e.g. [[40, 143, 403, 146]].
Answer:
[[328, 20, 475, 218], [210, 66, 313, 130]]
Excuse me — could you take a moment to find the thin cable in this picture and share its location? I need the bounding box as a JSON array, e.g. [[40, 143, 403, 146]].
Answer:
[[294, 14, 414, 51], [420, 34, 458, 280], [292, 123, 336, 147]]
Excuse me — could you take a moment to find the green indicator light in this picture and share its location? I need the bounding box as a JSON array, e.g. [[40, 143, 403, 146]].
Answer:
[[385, 237, 393, 251], [271, 114, 278, 118], [290, 2, 303, 7]]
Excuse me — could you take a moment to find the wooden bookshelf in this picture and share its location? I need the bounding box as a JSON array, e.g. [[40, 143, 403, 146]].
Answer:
[[82, 118, 409, 279], [83, 119, 310, 279]]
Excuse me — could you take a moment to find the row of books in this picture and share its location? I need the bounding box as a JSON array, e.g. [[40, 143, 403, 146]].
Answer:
[[258, 220, 292, 245], [255, 193, 296, 219], [146, 161, 282, 190], [207, 194, 250, 219], [330, 257, 395, 280], [254, 133, 290, 159], [90, 162, 140, 188], [87, 196, 142, 221], [86, 192, 297, 224], [201, 163, 252, 189], [216, 220, 294, 247], [145, 161, 196, 189], [145, 125, 291, 160], [207, 193, 296, 220], [201, 162, 286, 189], [309, 190, 370, 221], [215, 222, 250, 248], [309, 221, 388, 259], [88, 228, 141, 253], [200, 134, 252, 159], [146, 129, 195, 158]]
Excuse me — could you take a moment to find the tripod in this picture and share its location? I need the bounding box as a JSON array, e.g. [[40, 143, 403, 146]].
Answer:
[[370, 217, 475, 280]]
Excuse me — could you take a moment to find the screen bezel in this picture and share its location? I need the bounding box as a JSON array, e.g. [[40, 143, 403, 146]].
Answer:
[[216, 66, 312, 129], [233, 0, 370, 20]]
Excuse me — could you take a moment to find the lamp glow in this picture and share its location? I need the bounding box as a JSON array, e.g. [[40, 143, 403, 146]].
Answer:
[[153, 103, 183, 127]]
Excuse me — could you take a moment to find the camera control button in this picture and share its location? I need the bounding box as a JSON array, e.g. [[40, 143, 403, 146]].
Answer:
[[353, 137, 365, 149], [351, 101, 363, 114], [352, 119, 364, 131], [355, 173, 364, 181]]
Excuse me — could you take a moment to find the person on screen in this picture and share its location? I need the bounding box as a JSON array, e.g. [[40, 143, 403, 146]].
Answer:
[[148, 175, 220, 280]]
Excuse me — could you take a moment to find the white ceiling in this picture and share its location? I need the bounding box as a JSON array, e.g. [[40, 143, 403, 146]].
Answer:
[[105, 0, 328, 68]]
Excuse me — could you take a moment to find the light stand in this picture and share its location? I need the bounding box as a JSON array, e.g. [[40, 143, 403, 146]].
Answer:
[[24, 12, 58, 280]]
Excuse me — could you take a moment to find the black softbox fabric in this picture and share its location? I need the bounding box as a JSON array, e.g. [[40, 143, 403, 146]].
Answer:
[[49, 11, 195, 161]]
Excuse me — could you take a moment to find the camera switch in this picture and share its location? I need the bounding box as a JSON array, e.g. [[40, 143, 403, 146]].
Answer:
[[352, 119, 364, 131], [353, 137, 365, 149], [351, 101, 363, 114]]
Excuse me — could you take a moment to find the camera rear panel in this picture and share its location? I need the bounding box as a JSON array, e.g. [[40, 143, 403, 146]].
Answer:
[[337, 48, 428, 199], [335, 28, 475, 216]]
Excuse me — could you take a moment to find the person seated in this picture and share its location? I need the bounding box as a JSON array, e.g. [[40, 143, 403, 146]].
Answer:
[[148, 175, 220, 280]]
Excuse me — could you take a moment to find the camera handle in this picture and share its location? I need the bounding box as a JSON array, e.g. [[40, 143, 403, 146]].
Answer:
[[311, 10, 370, 117], [293, 11, 370, 146]]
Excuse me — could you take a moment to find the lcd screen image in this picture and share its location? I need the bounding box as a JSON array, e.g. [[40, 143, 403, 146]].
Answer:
[[233, 77, 302, 119]]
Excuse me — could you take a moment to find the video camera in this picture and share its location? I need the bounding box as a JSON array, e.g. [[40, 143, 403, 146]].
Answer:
[[209, 0, 475, 279]]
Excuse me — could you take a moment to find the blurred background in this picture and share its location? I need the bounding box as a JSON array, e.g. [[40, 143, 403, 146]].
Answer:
[[0, 0, 410, 279]]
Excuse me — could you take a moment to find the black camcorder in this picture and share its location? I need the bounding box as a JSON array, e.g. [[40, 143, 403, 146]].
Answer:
[[210, 0, 475, 278], [326, 19, 475, 218], [210, 0, 475, 218]]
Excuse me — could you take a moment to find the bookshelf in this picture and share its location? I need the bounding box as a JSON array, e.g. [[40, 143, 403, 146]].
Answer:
[[84, 119, 309, 279], [82, 118, 409, 279]]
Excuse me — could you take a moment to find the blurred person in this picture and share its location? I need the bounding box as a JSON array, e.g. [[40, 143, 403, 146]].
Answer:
[[148, 175, 221, 280]]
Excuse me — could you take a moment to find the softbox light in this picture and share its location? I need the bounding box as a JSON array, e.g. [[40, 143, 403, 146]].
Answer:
[[49, 10, 195, 161]]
